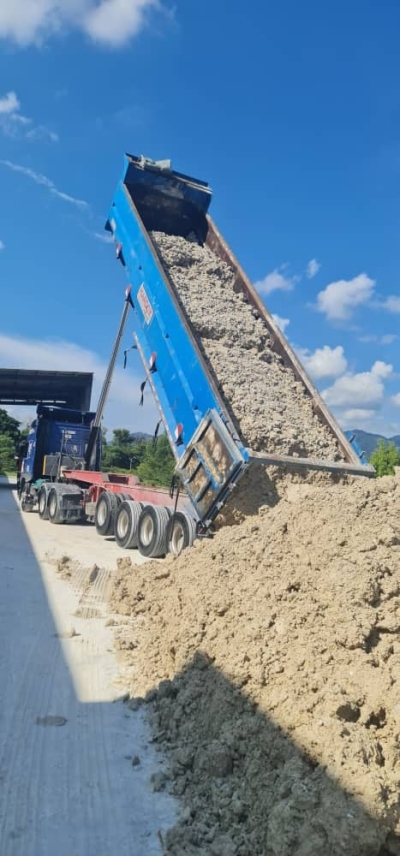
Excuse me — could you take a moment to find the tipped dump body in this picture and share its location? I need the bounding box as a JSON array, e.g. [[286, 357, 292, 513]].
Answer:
[[106, 155, 374, 526]]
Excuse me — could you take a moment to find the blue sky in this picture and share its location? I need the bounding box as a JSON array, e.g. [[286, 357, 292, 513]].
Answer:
[[0, 0, 399, 437]]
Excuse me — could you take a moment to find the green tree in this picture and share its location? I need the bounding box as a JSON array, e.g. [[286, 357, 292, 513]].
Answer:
[[101, 443, 131, 470], [370, 439, 400, 477], [98, 425, 174, 486], [0, 409, 21, 442], [101, 437, 146, 471], [112, 429, 132, 446], [0, 435, 17, 473], [137, 435, 175, 487]]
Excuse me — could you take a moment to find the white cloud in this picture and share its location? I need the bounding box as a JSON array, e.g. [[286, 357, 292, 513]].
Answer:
[[0, 89, 58, 141], [0, 331, 158, 434], [306, 258, 320, 278], [26, 125, 59, 143], [0, 0, 159, 48], [322, 360, 392, 408], [382, 295, 400, 313], [84, 0, 158, 46], [255, 266, 299, 296], [316, 273, 375, 321], [298, 345, 348, 380], [93, 231, 114, 244], [340, 408, 377, 424], [272, 314, 290, 333], [0, 90, 20, 114], [391, 393, 400, 407], [358, 333, 397, 345], [0, 159, 88, 209], [0, 240, 5, 251]]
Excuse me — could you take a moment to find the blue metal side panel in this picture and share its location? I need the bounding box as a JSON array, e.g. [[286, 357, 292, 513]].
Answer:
[[108, 180, 249, 464], [345, 430, 370, 467]]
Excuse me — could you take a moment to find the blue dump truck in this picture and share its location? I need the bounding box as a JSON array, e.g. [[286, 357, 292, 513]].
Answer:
[[18, 154, 374, 557]]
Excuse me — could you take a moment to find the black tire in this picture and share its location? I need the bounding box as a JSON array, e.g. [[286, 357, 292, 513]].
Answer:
[[167, 512, 197, 556], [18, 478, 25, 501], [38, 486, 49, 520], [48, 489, 64, 524], [21, 497, 33, 513], [94, 491, 119, 536], [115, 501, 143, 549], [138, 505, 170, 558]]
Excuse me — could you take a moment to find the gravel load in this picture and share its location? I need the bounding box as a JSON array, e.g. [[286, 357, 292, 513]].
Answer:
[[150, 231, 342, 461]]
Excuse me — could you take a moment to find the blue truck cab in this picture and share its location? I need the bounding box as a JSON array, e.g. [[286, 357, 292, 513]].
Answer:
[[18, 404, 99, 503]]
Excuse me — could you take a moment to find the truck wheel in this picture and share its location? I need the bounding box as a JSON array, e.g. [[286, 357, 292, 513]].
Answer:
[[38, 486, 49, 520], [95, 491, 119, 537], [167, 512, 197, 556], [48, 489, 64, 524], [21, 497, 33, 513], [138, 506, 170, 558], [115, 501, 143, 549]]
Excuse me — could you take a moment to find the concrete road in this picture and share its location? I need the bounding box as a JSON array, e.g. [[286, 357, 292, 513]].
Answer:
[[0, 479, 176, 856]]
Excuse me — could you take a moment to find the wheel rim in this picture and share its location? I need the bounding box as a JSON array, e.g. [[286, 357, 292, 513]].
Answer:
[[141, 515, 154, 546], [97, 498, 107, 526], [39, 491, 46, 514], [170, 521, 185, 555], [117, 508, 129, 539]]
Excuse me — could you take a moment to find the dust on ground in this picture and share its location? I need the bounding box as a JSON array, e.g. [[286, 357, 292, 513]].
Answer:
[[150, 231, 341, 462], [110, 473, 400, 855]]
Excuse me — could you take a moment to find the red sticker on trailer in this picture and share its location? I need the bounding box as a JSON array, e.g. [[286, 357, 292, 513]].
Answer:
[[137, 284, 154, 325]]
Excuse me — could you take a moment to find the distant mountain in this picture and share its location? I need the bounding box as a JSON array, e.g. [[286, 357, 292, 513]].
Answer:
[[129, 431, 152, 442], [351, 429, 400, 459]]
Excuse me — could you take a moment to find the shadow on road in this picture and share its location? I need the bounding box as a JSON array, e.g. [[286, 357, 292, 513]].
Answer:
[[0, 479, 175, 856], [134, 656, 399, 854]]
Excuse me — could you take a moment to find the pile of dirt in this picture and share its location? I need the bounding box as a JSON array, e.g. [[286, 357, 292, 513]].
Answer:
[[110, 474, 400, 855], [150, 230, 342, 462]]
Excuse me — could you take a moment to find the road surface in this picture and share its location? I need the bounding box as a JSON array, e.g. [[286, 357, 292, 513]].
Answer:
[[0, 478, 177, 856]]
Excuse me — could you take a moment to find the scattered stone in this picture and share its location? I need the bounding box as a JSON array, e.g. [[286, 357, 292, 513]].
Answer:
[[151, 771, 168, 792], [117, 557, 132, 571], [54, 627, 79, 639], [336, 702, 361, 723], [36, 716, 67, 727], [126, 697, 144, 711], [89, 564, 99, 583]]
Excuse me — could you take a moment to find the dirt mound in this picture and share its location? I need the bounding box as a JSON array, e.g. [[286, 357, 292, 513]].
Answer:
[[150, 231, 341, 461], [110, 474, 400, 855]]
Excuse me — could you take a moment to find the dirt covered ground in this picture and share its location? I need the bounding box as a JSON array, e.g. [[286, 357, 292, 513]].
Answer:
[[110, 473, 400, 856]]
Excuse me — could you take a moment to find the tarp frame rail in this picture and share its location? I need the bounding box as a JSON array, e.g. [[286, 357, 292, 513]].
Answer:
[[248, 450, 375, 477]]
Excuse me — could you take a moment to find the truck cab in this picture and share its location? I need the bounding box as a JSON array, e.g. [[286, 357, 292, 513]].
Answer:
[[18, 404, 99, 508]]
